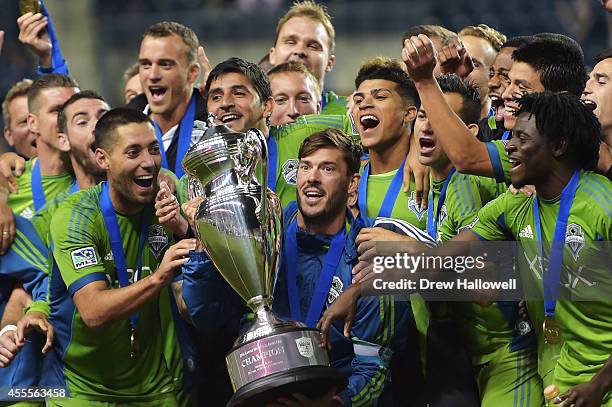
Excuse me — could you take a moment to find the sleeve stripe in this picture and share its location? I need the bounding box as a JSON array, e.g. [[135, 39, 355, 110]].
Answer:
[[374, 217, 437, 247], [582, 183, 612, 218], [67, 272, 107, 296], [485, 142, 506, 183]]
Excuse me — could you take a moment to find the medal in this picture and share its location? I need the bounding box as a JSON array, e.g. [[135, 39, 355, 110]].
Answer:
[[130, 328, 138, 358], [543, 316, 561, 344]]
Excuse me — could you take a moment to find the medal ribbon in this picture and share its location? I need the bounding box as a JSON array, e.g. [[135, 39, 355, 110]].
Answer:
[[426, 168, 456, 240], [533, 170, 580, 318], [284, 216, 346, 327], [153, 94, 196, 178], [501, 130, 511, 141], [31, 159, 46, 211], [40, 0, 69, 75], [358, 159, 406, 218], [267, 136, 278, 192], [99, 182, 150, 332]]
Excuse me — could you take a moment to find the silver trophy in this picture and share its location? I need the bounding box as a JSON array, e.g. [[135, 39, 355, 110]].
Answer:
[[183, 115, 345, 406]]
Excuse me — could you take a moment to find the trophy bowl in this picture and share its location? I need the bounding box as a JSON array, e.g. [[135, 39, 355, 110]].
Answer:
[[183, 117, 346, 406]]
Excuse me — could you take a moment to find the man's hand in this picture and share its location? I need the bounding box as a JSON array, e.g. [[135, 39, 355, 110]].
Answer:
[[554, 380, 608, 407], [16, 311, 53, 354], [509, 184, 535, 197], [403, 137, 430, 209], [157, 172, 177, 194], [402, 34, 438, 83], [267, 387, 340, 407], [0, 202, 15, 255], [0, 30, 4, 56], [154, 239, 197, 286], [0, 329, 22, 367], [0, 152, 26, 194], [155, 181, 188, 238], [17, 12, 52, 68], [317, 284, 361, 349], [195, 45, 212, 94], [438, 37, 475, 78]]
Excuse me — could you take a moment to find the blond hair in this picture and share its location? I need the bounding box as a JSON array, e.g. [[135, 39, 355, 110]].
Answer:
[[267, 61, 322, 96], [2, 79, 33, 126], [275, 1, 335, 53], [459, 24, 507, 52]]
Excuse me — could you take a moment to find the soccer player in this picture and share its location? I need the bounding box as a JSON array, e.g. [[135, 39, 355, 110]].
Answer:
[[268, 61, 321, 125], [401, 25, 457, 77], [582, 49, 611, 149], [268, 1, 346, 115], [415, 74, 541, 406], [2, 79, 37, 159], [44, 108, 196, 405], [401, 33, 587, 186], [130, 21, 205, 178]]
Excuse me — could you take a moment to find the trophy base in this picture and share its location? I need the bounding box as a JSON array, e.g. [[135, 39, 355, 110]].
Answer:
[[227, 365, 346, 407]]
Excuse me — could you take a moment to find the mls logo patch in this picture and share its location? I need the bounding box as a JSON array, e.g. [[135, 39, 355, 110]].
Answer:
[[295, 337, 314, 358], [408, 191, 427, 222], [565, 223, 585, 261], [328, 276, 344, 304], [71, 247, 98, 270], [148, 225, 169, 258], [282, 159, 298, 185]]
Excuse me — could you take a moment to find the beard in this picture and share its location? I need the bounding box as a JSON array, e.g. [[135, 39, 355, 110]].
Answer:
[[72, 147, 105, 180], [296, 186, 348, 230]]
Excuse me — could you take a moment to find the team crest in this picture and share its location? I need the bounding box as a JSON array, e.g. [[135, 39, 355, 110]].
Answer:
[[328, 276, 344, 304], [408, 191, 427, 221], [295, 337, 314, 358], [148, 225, 169, 258], [565, 223, 585, 261], [439, 204, 448, 225], [282, 159, 298, 185]]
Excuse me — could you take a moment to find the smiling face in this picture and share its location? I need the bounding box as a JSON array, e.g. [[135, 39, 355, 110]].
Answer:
[[63, 98, 110, 178], [206, 72, 272, 132], [582, 58, 612, 140], [352, 79, 415, 153], [138, 34, 198, 118], [500, 62, 544, 130], [28, 86, 78, 151], [4, 95, 37, 158], [488, 47, 514, 122], [269, 71, 320, 125], [97, 122, 161, 210], [269, 16, 334, 84]]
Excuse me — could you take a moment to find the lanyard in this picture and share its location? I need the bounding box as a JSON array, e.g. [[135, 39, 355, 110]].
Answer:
[[69, 179, 79, 195], [40, 0, 69, 75], [31, 159, 46, 211], [426, 168, 456, 240], [358, 159, 406, 218], [321, 91, 327, 112], [267, 136, 278, 192], [99, 182, 150, 330], [284, 217, 346, 327], [533, 170, 580, 318], [153, 94, 196, 178], [501, 130, 511, 141]]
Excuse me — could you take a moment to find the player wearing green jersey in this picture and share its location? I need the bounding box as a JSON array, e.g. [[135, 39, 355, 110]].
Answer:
[[45, 108, 196, 405], [268, 61, 321, 126], [402, 33, 588, 185], [417, 74, 541, 406]]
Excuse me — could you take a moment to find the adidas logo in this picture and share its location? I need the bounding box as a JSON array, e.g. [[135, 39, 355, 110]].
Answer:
[[519, 225, 534, 239]]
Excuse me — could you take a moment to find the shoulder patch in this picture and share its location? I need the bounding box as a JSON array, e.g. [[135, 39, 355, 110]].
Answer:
[[148, 224, 169, 258], [71, 247, 98, 270], [282, 159, 299, 185]]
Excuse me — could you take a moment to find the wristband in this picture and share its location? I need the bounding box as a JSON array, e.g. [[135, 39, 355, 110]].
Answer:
[[0, 324, 17, 337]]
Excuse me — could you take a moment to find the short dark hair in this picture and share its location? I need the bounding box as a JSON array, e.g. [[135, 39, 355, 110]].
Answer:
[[142, 21, 199, 65], [501, 35, 533, 50], [437, 74, 481, 125], [58, 90, 107, 134], [402, 25, 456, 48], [355, 57, 420, 109], [94, 107, 152, 151], [27, 74, 79, 113], [594, 48, 612, 65], [516, 91, 601, 171], [204, 58, 272, 109], [299, 128, 362, 175], [512, 36, 586, 96]]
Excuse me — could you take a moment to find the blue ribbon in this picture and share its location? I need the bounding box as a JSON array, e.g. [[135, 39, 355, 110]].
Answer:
[[153, 94, 196, 178], [533, 170, 580, 318], [321, 90, 327, 112], [99, 182, 151, 331], [284, 217, 346, 327], [39, 0, 68, 75], [267, 136, 278, 192], [426, 168, 456, 240], [501, 130, 511, 141], [31, 159, 45, 211], [358, 159, 406, 218], [69, 179, 79, 195]]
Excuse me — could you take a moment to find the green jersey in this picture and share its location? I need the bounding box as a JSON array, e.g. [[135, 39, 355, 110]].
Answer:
[[7, 158, 73, 219], [179, 114, 354, 208], [470, 171, 612, 393], [321, 90, 348, 116], [484, 140, 512, 185], [49, 183, 177, 402]]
